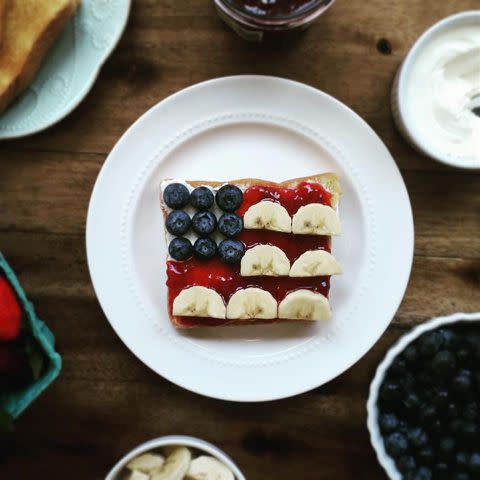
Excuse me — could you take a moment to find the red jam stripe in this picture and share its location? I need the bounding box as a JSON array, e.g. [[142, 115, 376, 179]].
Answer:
[[167, 258, 330, 326], [237, 181, 332, 216], [239, 230, 330, 262]]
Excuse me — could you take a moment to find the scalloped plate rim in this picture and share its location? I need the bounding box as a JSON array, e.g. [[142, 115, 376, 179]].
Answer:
[[0, 0, 132, 140]]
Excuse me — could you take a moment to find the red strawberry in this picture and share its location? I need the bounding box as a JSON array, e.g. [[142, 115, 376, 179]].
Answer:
[[0, 276, 22, 342]]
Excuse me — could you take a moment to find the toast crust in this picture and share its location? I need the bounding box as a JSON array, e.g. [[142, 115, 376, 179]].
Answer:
[[161, 174, 341, 329], [0, 0, 80, 113], [0, 0, 9, 51], [186, 172, 342, 208]]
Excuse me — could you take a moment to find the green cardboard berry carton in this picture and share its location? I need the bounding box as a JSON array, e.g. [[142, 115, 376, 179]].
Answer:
[[0, 253, 61, 425]]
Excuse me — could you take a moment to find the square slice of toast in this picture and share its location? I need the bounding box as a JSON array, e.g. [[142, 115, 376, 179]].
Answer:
[[161, 174, 342, 329], [0, 0, 80, 114]]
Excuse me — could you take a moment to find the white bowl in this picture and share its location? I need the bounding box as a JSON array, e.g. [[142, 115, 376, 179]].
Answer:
[[106, 435, 246, 480], [367, 312, 480, 480], [391, 11, 480, 170]]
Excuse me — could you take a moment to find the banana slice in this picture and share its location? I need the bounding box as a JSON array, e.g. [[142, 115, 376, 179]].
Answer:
[[127, 453, 165, 474], [227, 288, 277, 319], [292, 203, 341, 235], [240, 245, 290, 276], [186, 456, 234, 480], [151, 447, 191, 480], [173, 286, 226, 318], [128, 471, 150, 480], [278, 290, 331, 321], [243, 201, 291, 233], [289, 250, 342, 277]]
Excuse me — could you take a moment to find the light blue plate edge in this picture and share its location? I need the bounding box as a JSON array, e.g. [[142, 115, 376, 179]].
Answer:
[[0, 0, 132, 140], [0, 252, 62, 419]]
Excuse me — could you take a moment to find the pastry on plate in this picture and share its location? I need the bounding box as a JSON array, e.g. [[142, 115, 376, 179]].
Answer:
[[0, 0, 80, 113], [160, 174, 342, 328]]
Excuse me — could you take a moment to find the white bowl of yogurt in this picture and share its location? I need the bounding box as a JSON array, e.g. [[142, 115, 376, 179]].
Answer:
[[392, 11, 480, 169]]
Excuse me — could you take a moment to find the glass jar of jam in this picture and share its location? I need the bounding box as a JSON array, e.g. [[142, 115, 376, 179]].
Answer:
[[214, 0, 335, 41]]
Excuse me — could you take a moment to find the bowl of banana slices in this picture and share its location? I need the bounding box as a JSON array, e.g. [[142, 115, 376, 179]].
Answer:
[[106, 435, 246, 480]]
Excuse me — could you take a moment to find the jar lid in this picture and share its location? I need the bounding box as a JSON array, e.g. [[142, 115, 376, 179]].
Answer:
[[224, 0, 329, 22]]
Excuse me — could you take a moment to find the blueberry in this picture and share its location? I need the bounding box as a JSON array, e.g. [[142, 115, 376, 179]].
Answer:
[[457, 348, 472, 366], [438, 328, 459, 349], [379, 413, 399, 433], [403, 344, 418, 365], [407, 427, 429, 448], [402, 392, 421, 412], [163, 183, 190, 209], [432, 350, 457, 378], [449, 418, 464, 436], [469, 453, 480, 473], [452, 473, 470, 480], [218, 239, 245, 264], [418, 331, 443, 357], [456, 451, 469, 469], [384, 432, 408, 458], [417, 371, 435, 387], [439, 436, 456, 457], [412, 467, 433, 480], [432, 389, 449, 409], [419, 404, 437, 423], [434, 462, 450, 480], [168, 237, 193, 261], [218, 213, 243, 238], [193, 237, 217, 260], [390, 357, 407, 376], [429, 419, 443, 436], [192, 211, 217, 236], [452, 371, 473, 394], [465, 332, 480, 351], [397, 455, 416, 474], [165, 210, 191, 236], [190, 186, 214, 210], [216, 184, 243, 212], [380, 381, 402, 404], [448, 402, 461, 419], [400, 373, 416, 391], [417, 446, 435, 465], [398, 420, 409, 434], [464, 401, 478, 421], [459, 421, 478, 440]]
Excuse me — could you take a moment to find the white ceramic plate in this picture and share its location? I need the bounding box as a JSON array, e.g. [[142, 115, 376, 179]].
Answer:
[[87, 76, 414, 402], [0, 0, 131, 140]]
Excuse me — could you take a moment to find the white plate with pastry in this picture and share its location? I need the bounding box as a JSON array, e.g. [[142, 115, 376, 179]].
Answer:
[[0, 0, 130, 139], [87, 76, 414, 402]]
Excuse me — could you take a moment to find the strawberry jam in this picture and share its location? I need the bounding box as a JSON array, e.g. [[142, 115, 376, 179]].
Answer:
[[167, 257, 329, 327], [167, 182, 334, 327], [237, 181, 332, 216]]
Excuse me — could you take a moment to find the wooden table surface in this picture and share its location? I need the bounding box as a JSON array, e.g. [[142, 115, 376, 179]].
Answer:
[[1, 1, 479, 478]]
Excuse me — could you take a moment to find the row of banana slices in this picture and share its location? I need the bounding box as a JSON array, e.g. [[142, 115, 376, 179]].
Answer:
[[125, 447, 234, 480], [241, 245, 341, 277], [173, 286, 332, 321], [244, 201, 341, 235]]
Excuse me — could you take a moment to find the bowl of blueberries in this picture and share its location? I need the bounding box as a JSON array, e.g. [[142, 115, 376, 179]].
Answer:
[[367, 312, 480, 480]]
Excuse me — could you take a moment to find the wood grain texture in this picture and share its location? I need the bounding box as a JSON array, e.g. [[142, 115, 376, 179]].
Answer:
[[0, 1, 479, 479]]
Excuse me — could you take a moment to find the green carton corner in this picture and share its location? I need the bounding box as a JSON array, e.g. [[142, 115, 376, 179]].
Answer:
[[0, 253, 62, 419]]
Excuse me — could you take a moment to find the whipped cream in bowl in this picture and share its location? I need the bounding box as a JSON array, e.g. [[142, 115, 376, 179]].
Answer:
[[392, 11, 480, 169]]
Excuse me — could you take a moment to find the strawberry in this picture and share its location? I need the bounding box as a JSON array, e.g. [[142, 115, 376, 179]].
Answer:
[[0, 276, 22, 342]]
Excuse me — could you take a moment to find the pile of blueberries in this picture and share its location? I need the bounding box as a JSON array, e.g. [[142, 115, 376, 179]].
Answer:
[[163, 182, 245, 264], [377, 322, 480, 480]]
